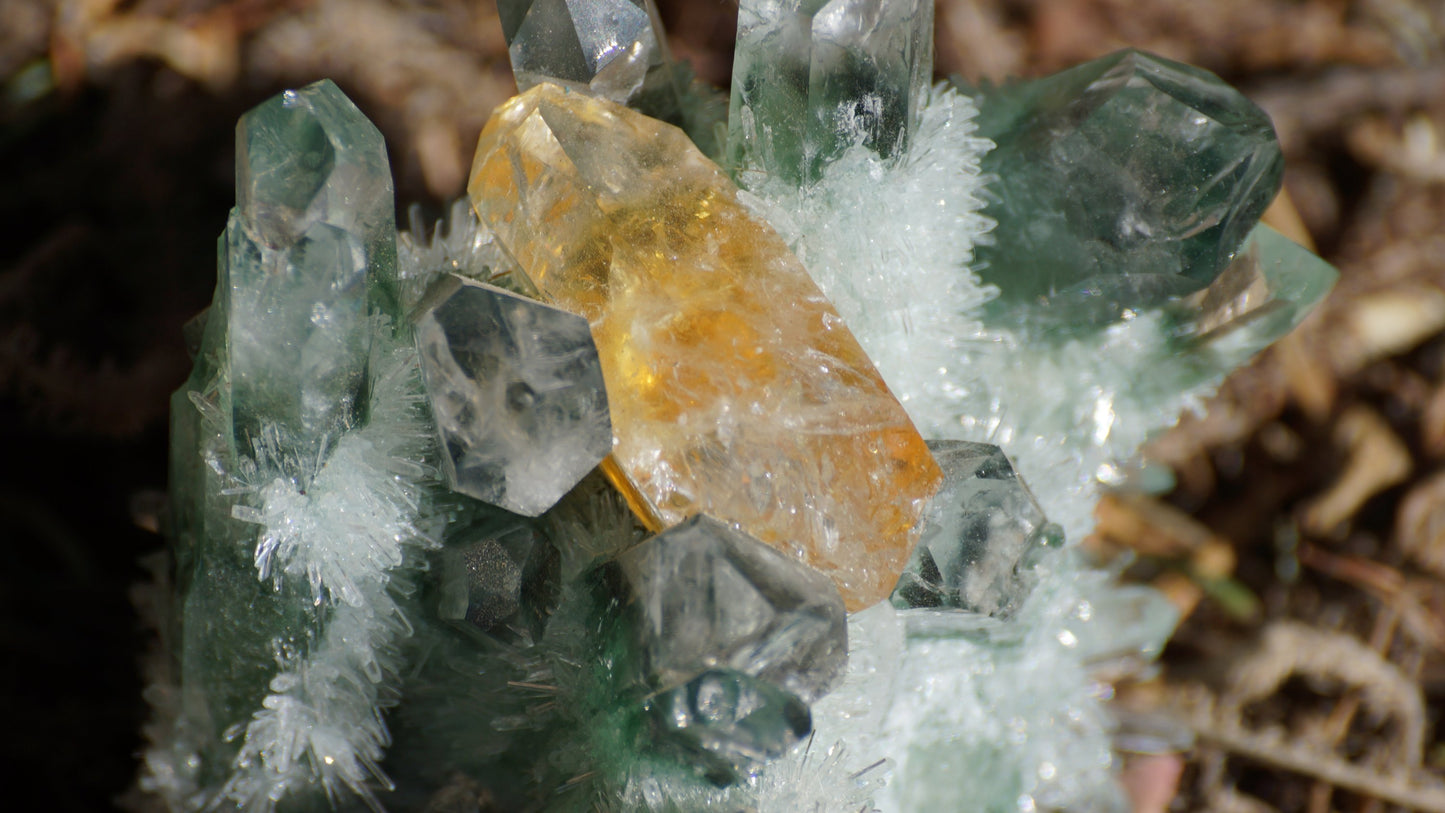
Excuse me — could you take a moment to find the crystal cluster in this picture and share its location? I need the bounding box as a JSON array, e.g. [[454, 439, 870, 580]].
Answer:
[[142, 1, 1337, 810]]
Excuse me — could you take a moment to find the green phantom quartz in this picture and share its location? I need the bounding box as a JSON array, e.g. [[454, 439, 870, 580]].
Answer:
[[163, 79, 403, 800], [727, 0, 933, 184], [963, 49, 1284, 330], [228, 79, 398, 458]]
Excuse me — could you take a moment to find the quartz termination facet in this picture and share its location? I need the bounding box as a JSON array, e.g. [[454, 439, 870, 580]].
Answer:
[[728, 0, 934, 183], [227, 80, 399, 458], [966, 49, 1284, 329], [617, 515, 845, 781], [415, 274, 612, 516], [499, 0, 665, 104], [616, 514, 848, 704], [892, 440, 1063, 617], [468, 82, 941, 610], [152, 80, 434, 812], [497, 0, 726, 158]]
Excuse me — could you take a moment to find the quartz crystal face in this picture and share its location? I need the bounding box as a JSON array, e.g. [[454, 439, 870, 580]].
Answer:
[[649, 668, 812, 783], [892, 440, 1063, 616], [728, 0, 934, 183], [497, 0, 728, 159], [436, 513, 558, 641], [224, 80, 399, 458], [468, 82, 941, 610], [615, 515, 848, 704], [415, 274, 612, 516], [966, 49, 1283, 330], [499, 0, 663, 104]]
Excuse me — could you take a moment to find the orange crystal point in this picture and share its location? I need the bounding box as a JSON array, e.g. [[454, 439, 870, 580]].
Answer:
[[468, 83, 941, 609]]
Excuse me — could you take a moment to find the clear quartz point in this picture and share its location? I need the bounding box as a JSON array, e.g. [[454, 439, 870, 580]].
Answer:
[[227, 79, 399, 459], [615, 514, 848, 704], [414, 274, 612, 517], [892, 440, 1063, 616], [727, 0, 934, 183]]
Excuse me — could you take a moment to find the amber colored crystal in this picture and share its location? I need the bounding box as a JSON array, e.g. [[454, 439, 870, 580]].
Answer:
[[468, 83, 940, 608]]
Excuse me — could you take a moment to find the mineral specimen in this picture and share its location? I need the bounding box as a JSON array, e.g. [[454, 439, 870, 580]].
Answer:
[[615, 514, 848, 703], [148, 2, 1344, 808], [728, 0, 934, 183], [965, 49, 1284, 329], [468, 82, 941, 610], [891, 440, 1063, 616], [415, 274, 612, 516]]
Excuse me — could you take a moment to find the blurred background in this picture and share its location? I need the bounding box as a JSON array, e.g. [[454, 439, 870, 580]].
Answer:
[[1, 1, 1443, 810]]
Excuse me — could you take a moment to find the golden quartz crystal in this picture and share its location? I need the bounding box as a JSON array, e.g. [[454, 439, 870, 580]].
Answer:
[[468, 83, 941, 609]]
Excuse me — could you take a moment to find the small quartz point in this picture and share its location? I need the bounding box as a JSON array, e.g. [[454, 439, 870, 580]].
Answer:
[[227, 79, 399, 457], [469, 83, 941, 610], [615, 515, 848, 705], [415, 274, 612, 516], [964, 49, 1283, 330], [650, 668, 812, 783], [1168, 223, 1338, 355], [436, 511, 558, 641], [891, 440, 1063, 616], [496, 0, 724, 157], [728, 0, 934, 183]]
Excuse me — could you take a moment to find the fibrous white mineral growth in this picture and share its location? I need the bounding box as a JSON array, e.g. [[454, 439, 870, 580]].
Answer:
[[740, 83, 997, 438], [742, 85, 1187, 812], [764, 560, 1177, 813], [143, 325, 440, 810], [396, 199, 516, 312]]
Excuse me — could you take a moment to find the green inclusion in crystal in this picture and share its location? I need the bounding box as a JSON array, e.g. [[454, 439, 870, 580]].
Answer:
[[228, 79, 398, 459], [727, 0, 933, 184], [963, 49, 1283, 330], [165, 79, 401, 791]]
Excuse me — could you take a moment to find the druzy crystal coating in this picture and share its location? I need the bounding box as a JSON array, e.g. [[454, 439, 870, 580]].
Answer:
[[891, 440, 1062, 616], [468, 82, 942, 610], [415, 274, 612, 516], [436, 513, 557, 639], [728, 0, 934, 182], [966, 49, 1284, 328], [615, 514, 848, 703]]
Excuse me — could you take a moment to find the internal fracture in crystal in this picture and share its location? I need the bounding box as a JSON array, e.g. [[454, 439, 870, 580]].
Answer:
[[728, 0, 934, 183], [964, 49, 1283, 329], [415, 274, 612, 516], [468, 82, 941, 610], [892, 440, 1063, 616], [615, 514, 848, 704]]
